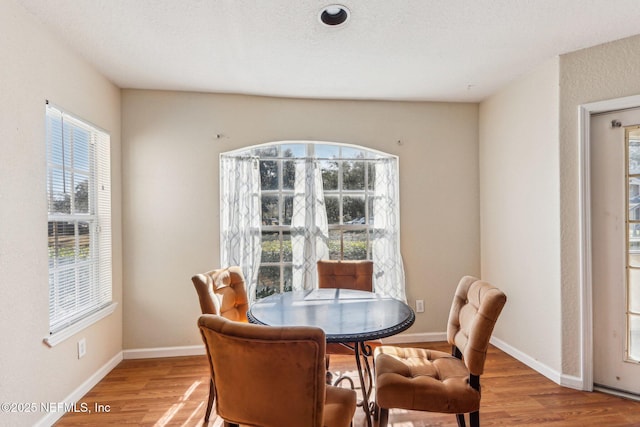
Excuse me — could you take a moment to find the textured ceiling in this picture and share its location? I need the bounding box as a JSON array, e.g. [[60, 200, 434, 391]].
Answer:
[[15, 0, 640, 102]]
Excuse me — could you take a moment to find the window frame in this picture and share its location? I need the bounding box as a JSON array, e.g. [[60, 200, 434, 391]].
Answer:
[[256, 143, 376, 297], [43, 103, 116, 347], [625, 126, 640, 361], [322, 156, 374, 261]]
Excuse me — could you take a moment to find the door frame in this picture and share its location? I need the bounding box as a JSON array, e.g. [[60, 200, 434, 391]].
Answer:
[[579, 94, 640, 391]]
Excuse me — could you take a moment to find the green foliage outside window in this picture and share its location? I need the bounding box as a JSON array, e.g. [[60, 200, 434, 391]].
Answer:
[[255, 237, 367, 298]]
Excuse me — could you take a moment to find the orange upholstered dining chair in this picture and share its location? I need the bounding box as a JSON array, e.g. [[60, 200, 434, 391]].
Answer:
[[317, 259, 374, 292], [191, 266, 248, 422], [198, 314, 357, 427], [374, 276, 507, 427]]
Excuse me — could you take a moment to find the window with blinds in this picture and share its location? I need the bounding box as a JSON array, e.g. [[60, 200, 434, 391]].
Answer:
[[46, 103, 112, 336]]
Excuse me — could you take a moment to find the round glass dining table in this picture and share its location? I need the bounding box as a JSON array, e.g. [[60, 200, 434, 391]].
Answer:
[[247, 288, 415, 342], [247, 288, 415, 427]]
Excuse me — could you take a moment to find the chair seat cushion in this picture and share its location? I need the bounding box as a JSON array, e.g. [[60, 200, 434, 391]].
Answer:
[[324, 385, 357, 427], [375, 346, 481, 414]]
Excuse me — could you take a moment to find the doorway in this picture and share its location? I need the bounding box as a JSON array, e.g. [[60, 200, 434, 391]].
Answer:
[[590, 108, 640, 398]]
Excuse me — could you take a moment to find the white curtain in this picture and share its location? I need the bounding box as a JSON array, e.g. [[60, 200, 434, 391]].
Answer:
[[371, 158, 406, 301], [220, 156, 262, 302], [291, 159, 329, 290]]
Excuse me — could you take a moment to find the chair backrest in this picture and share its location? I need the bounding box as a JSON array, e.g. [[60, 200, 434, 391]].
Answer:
[[446, 276, 507, 376], [191, 266, 249, 322], [317, 260, 374, 292], [198, 314, 327, 427]]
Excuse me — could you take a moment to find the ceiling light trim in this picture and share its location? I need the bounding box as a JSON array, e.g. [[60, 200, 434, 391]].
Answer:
[[319, 4, 350, 27]]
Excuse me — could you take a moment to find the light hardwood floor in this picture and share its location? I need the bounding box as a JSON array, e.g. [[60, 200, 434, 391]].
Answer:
[[54, 342, 640, 426]]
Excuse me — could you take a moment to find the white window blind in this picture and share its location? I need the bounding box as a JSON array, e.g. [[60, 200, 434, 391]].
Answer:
[[46, 103, 112, 335]]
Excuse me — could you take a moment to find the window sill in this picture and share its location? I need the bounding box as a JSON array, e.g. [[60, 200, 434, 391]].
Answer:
[[43, 302, 118, 348]]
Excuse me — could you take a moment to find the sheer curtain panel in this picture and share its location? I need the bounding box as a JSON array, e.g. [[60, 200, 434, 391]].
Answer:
[[371, 158, 406, 301], [291, 159, 329, 290], [220, 156, 262, 302]]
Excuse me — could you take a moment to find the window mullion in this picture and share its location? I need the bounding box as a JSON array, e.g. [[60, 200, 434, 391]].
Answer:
[[278, 151, 284, 293], [75, 222, 80, 312], [365, 164, 371, 259], [338, 159, 344, 259], [70, 127, 76, 215]]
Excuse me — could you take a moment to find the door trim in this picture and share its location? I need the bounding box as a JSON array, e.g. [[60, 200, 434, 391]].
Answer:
[[579, 94, 640, 391]]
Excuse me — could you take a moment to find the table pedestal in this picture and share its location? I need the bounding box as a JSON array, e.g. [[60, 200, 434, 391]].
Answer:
[[328, 342, 376, 427]]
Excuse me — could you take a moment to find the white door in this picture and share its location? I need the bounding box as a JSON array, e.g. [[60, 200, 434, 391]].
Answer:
[[591, 109, 640, 396]]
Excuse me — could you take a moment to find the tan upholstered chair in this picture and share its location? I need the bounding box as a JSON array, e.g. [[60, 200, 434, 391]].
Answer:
[[317, 259, 374, 292], [374, 276, 507, 427], [198, 314, 357, 427], [191, 266, 249, 322], [191, 266, 249, 421]]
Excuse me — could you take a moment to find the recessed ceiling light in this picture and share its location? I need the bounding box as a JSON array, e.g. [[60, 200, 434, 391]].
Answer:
[[319, 4, 350, 26]]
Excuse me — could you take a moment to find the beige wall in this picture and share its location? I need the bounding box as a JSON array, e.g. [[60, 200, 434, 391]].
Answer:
[[559, 34, 640, 376], [479, 59, 562, 372], [482, 32, 640, 381], [0, 1, 122, 425], [121, 90, 480, 349]]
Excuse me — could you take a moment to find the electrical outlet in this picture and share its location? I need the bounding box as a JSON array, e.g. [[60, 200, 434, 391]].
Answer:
[[416, 299, 424, 313], [78, 338, 87, 359]]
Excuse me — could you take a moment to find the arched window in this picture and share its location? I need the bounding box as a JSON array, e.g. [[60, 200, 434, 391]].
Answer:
[[220, 141, 405, 302]]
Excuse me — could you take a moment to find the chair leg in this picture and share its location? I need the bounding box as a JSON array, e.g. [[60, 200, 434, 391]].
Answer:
[[456, 413, 467, 427], [326, 370, 334, 384], [470, 410, 479, 427], [205, 378, 215, 421], [378, 407, 389, 427], [325, 354, 333, 384]]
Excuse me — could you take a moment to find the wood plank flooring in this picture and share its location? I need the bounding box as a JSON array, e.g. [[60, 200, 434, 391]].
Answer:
[[54, 342, 640, 426]]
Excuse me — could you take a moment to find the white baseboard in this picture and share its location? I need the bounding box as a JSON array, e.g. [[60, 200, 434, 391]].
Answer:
[[490, 336, 585, 390], [382, 333, 587, 391], [34, 351, 123, 427], [384, 333, 584, 390], [561, 373, 585, 390], [119, 335, 442, 360], [123, 345, 206, 359], [489, 336, 561, 383]]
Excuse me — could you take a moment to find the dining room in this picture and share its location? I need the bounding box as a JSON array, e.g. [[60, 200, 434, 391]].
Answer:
[[4, 1, 640, 426]]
